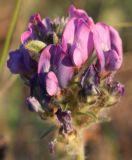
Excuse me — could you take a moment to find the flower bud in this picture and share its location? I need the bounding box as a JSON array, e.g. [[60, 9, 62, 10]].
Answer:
[[26, 96, 44, 112], [56, 109, 73, 135], [108, 81, 125, 96]]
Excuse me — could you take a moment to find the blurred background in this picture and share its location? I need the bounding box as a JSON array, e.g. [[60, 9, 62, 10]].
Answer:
[[0, 0, 132, 160]]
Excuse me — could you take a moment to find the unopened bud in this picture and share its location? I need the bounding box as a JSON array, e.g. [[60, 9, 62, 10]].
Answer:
[[26, 96, 43, 112]]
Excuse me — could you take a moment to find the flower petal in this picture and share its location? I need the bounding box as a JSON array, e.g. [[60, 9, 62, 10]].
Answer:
[[21, 31, 31, 44], [69, 5, 94, 25], [51, 45, 75, 88], [46, 71, 60, 96], [108, 26, 123, 69], [42, 17, 52, 32], [38, 45, 51, 74], [69, 5, 88, 18], [71, 47, 83, 67], [62, 18, 76, 51], [74, 19, 93, 65], [26, 96, 43, 112], [7, 48, 31, 74], [93, 22, 123, 71], [93, 23, 111, 70], [104, 49, 122, 71]]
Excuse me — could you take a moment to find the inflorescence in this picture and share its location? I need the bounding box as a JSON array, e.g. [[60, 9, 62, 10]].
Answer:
[[7, 5, 124, 152]]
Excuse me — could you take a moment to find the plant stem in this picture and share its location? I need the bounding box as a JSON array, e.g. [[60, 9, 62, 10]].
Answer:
[[65, 129, 85, 160], [76, 142, 85, 160], [0, 0, 21, 71]]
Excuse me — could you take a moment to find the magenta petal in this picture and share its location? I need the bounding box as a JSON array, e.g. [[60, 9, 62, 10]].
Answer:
[[93, 22, 123, 71], [38, 45, 51, 74], [69, 5, 94, 26], [30, 13, 42, 23], [74, 19, 93, 63], [71, 47, 83, 67], [21, 31, 31, 44], [105, 50, 122, 71], [46, 71, 59, 96], [69, 5, 88, 18], [95, 23, 111, 51], [62, 18, 76, 52], [109, 26, 123, 66], [93, 23, 110, 70], [88, 31, 94, 57]]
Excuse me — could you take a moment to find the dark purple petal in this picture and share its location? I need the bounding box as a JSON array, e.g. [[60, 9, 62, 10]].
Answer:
[[84, 83, 100, 96], [80, 65, 100, 96], [42, 17, 53, 33], [30, 74, 52, 109], [21, 13, 49, 44], [7, 48, 32, 74], [38, 45, 74, 88], [81, 64, 100, 87], [50, 45, 75, 88]]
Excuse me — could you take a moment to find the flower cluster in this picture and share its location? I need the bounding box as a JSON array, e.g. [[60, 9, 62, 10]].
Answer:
[[7, 5, 124, 147]]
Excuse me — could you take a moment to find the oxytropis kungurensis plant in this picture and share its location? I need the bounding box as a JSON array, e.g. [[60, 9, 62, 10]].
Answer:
[[7, 5, 124, 160]]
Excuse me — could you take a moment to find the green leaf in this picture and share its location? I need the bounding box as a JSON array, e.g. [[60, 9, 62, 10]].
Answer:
[[77, 111, 97, 120], [40, 125, 56, 139], [25, 40, 46, 53]]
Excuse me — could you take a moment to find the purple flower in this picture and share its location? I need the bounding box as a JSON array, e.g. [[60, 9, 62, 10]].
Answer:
[[7, 48, 35, 75], [38, 45, 74, 90], [21, 14, 53, 44], [93, 22, 123, 71], [56, 108, 73, 134], [62, 5, 94, 67], [107, 81, 125, 96], [38, 45, 60, 96], [81, 65, 100, 87], [50, 45, 74, 88], [81, 65, 100, 95], [29, 74, 52, 110]]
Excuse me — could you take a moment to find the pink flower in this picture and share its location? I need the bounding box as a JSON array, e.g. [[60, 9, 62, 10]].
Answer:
[[93, 22, 123, 71], [62, 5, 94, 67]]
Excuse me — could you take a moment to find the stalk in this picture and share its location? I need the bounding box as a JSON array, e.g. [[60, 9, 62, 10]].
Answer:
[[0, 0, 21, 71]]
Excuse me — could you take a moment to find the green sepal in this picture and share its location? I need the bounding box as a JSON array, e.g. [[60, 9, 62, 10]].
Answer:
[[25, 40, 46, 53], [53, 33, 59, 44]]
